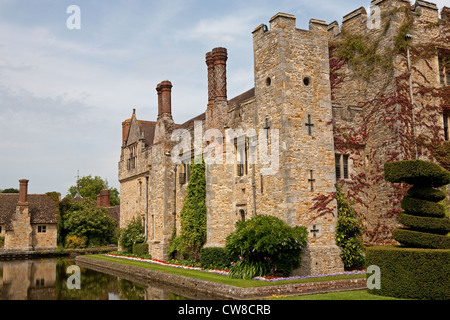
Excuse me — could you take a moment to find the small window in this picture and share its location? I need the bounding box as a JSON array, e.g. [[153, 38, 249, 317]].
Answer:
[[266, 77, 272, 86], [38, 225, 47, 233], [303, 77, 311, 86], [335, 154, 350, 180], [444, 114, 449, 141], [239, 209, 246, 222], [0, 226, 2, 234]]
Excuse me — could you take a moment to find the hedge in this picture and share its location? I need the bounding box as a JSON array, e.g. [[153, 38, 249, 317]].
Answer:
[[366, 246, 450, 300], [384, 160, 450, 187], [398, 212, 450, 234], [401, 196, 446, 218], [393, 229, 450, 249], [200, 247, 231, 270], [132, 243, 149, 256]]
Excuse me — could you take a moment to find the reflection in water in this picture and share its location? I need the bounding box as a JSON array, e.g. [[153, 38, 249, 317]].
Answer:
[[0, 258, 188, 300]]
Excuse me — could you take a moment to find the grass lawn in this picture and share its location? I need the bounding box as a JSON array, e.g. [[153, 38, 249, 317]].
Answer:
[[85, 254, 365, 288], [269, 290, 407, 300]]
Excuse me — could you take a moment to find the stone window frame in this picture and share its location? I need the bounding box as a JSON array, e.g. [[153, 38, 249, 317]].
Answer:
[[37, 225, 47, 233], [335, 153, 350, 181], [234, 137, 248, 177], [179, 152, 194, 185], [438, 51, 450, 86], [127, 144, 138, 171]]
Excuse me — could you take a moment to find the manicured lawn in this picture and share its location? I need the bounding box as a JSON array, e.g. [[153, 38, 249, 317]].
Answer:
[[85, 254, 365, 288], [270, 290, 407, 300]]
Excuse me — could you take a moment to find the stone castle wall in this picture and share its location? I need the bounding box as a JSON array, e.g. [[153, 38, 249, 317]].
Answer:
[[118, 0, 449, 274]]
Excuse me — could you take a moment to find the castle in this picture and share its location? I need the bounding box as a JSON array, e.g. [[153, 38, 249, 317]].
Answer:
[[119, 0, 449, 275]]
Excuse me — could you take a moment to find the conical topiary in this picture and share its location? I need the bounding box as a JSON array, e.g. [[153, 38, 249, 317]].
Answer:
[[384, 160, 450, 249]]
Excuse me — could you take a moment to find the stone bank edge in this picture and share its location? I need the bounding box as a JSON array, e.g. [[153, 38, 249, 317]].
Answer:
[[75, 255, 366, 299]]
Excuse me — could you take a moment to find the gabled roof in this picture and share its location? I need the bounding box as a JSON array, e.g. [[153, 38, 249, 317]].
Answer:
[[0, 194, 58, 231], [125, 114, 156, 147]]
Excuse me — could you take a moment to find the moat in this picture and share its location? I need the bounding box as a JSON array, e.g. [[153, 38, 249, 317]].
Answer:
[[0, 258, 189, 300]]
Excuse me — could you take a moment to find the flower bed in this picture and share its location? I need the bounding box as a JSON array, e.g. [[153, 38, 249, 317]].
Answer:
[[104, 253, 365, 281]]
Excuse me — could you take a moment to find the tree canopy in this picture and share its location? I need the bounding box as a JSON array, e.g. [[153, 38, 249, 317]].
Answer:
[[67, 175, 119, 206]]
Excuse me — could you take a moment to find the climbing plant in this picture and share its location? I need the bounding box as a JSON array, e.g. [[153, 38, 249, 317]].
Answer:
[[335, 185, 365, 269], [313, 4, 450, 245], [168, 158, 206, 261]]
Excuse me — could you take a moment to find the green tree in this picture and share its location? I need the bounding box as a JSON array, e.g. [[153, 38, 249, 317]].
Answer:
[[1, 188, 19, 193], [63, 198, 118, 247], [67, 175, 120, 206]]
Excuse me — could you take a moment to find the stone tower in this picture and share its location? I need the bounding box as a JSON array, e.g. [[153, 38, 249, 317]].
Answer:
[[252, 13, 343, 275]]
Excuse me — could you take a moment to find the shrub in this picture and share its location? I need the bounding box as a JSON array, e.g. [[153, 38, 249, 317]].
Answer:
[[407, 186, 446, 202], [0, 236, 4, 248], [225, 215, 308, 279], [401, 196, 446, 218], [119, 217, 145, 253], [65, 235, 87, 249], [398, 212, 450, 234], [384, 160, 450, 249], [132, 243, 149, 256], [393, 229, 450, 249], [62, 198, 118, 247], [200, 247, 231, 270], [366, 246, 450, 300], [384, 160, 450, 187]]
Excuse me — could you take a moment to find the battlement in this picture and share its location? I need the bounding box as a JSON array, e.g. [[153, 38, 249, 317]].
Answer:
[[328, 0, 445, 38], [253, 12, 328, 35]]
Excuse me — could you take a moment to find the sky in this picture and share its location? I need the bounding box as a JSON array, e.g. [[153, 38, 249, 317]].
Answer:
[[0, 0, 448, 196]]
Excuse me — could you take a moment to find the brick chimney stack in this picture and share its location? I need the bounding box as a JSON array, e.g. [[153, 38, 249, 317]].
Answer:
[[18, 179, 29, 205], [156, 80, 173, 118], [97, 189, 110, 208], [212, 47, 228, 101], [206, 51, 216, 104]]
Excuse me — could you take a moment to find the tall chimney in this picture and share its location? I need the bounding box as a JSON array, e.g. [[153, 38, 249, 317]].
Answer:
[[157, 80, 173, 117], [212, 47, 228, 101], [97, 189, 110, 208], [206, 51, 215, 104], [18, 179, 29, 204]]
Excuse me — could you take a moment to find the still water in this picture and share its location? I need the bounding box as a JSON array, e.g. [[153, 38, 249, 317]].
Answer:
[[0, 258, 189, 300]]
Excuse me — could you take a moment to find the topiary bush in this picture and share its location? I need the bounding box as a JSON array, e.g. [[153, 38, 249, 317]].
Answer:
[[384, 160, 450, 249], [225, 215, 308, 279], [367, 160, 450, 300]]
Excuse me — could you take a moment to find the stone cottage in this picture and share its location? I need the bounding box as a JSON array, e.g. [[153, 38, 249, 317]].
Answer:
[[0, 180, 58, 251], [119, 0, 449, 275]]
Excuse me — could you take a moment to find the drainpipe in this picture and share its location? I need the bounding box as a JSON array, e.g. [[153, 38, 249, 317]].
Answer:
[[144, 175, 149, 242]]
